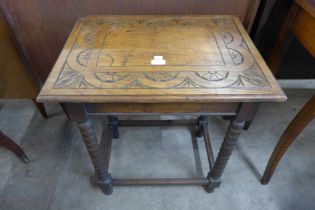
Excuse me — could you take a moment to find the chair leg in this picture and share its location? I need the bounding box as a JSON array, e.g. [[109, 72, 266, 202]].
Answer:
[[0, 130, 29, 163], [32, 99, 48, 119], [261, 95, 315, 184], [60, 103, 71, 120], [108, 116, 119, 139]]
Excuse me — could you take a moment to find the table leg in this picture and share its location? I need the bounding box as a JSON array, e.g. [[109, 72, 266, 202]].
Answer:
[[60, 103, 71, 120], [108, 116, 119, 139], [196, 116, 204, 137], [206, 119, 245, 192], [205, 103, 258, 192], [77, 118, 113, 194], [32, 99, 48, 119], [197, 116, 215, 169]]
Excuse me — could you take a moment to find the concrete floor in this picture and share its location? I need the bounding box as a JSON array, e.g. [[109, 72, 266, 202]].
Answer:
[[0, 89, 314, 210]]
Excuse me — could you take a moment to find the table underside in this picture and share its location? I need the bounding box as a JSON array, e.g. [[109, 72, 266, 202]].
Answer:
[[85, 102, 240, 115], [63, 101, 258, 194], [103, 117, 216, 190]]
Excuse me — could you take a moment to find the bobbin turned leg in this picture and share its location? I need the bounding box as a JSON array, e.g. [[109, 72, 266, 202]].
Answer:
[[78, 118, 113, 194], [108, 116, 119, 139], [206, 119, 245, 192], [64, 104, 113, 195], [206, 103, 259, 193]]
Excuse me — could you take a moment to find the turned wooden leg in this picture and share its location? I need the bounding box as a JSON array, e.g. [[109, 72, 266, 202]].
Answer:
[[0, 130, 29, 163], [108, 116, 119, 139], [32, 99, 48, 119], [206, 119, 245, 192], [77, 118, 113, 194], [60, 103, 71, 120], [261, 95, 315, 185], [196, 115, 205, 137]]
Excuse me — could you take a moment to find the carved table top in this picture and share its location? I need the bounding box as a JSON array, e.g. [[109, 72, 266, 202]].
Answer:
[[37, 15, 286, 103]]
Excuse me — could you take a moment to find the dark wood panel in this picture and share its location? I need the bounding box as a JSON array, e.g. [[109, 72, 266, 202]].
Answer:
[[254, 0, 293, 61], [0, 10, 37, 98], [0, 0, 260, 83], [292, 6, 315, 57]]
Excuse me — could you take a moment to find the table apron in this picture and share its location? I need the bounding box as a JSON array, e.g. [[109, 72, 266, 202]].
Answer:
[[85, 102, 240, 115]]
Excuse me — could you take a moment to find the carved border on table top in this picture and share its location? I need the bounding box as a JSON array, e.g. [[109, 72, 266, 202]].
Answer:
[[53, 17, 271, 90]]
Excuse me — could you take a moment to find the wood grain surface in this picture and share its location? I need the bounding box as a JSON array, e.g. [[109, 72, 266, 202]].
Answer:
[[295, 0, 315, 17], [37, 15, 286, 103], [292, 2, 315, 57], [0, 11, 37, 98]]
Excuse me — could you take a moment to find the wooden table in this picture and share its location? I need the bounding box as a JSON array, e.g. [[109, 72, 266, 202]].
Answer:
[[37, 15, 286, 195]]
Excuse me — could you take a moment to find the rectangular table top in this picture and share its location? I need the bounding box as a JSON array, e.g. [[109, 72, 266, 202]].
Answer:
[[37, 15, 286, 103]]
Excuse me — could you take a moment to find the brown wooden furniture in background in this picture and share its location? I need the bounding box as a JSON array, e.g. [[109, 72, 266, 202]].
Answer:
[[37, 15, 286, 195], [0, 9, 47, 162], [0, 0, 261, 84], [253, 0, 294, 61], [269, 0, 315, 75], [0, 9, 48, 118], [261, 95, 315, 184], [0, 10, 37, 98], [262, 0, 315, 184]]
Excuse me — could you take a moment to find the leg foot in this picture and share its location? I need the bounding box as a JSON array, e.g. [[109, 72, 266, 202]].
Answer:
[[0, 130, 29, 163], [18, 153, 30, 164], [108, 116, 119, 139], [99, 173, 113, 195], [91, 172, 113, 194], [205, 172, 221, 193]]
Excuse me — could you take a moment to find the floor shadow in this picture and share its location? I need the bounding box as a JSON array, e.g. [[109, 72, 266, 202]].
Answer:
[[235, 143, 262, 181]]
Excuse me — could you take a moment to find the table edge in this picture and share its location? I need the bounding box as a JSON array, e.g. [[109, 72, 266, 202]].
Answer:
[[37, 93, 287, 103]]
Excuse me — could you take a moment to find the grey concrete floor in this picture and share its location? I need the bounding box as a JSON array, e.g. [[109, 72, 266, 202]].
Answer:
[[0, 89, 314, 210]]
